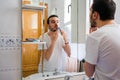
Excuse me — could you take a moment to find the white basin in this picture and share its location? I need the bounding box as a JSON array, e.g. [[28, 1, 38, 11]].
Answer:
[[23, 72, 88, 80], [24, 71, 69, 80]]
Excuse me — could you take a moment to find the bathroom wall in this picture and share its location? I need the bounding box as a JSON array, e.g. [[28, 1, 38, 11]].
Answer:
[[49, 0, 64, 28], [0, 0, 22, 80]]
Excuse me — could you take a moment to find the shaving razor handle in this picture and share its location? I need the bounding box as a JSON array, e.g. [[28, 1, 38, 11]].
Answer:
[[58, 27, 62, 35]]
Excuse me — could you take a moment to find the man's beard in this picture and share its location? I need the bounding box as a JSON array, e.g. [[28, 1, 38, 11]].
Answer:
[[90, 19, 96, 27], [90, 15, 97, 27], [49, 27, 58, 32]]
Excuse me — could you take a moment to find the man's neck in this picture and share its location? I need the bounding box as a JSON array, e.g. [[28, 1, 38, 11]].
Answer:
[[48, 30, 58, 34], [98, 20, 115, 28]]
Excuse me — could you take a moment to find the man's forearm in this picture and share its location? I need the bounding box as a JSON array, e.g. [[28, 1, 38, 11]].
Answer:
[[84, 62, 95, 78], [63, 43, 71, 57]]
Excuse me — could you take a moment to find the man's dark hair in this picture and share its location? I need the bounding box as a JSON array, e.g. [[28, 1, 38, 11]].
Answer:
[[92, 0, 116, 20], [47, 15, 58, 24]]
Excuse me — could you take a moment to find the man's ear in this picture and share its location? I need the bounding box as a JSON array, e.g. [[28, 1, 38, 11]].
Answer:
[[92, 11, 98, 20]]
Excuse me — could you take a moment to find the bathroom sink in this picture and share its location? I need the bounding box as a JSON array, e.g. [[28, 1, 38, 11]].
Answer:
[[23, 72, 88, 80], [24, 71, 69, 80]]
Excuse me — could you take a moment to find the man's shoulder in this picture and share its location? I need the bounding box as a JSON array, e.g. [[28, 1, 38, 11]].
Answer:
[[39, 32, 49, 39], [41, 32, 48, 37]]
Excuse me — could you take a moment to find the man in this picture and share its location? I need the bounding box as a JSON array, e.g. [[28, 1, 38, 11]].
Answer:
[[84, 0, 120, 80], [38, 15, 71, 72]]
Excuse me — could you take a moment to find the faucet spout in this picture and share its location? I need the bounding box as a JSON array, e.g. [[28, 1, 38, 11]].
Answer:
[[53, 68, 59, 75]]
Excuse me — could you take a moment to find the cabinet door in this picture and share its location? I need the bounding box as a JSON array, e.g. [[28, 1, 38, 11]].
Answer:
[[22, 1, 48, 77], [22, 10, 40, 77]]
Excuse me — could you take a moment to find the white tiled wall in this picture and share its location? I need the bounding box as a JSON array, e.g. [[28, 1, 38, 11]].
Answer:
[[0, 0, 22, 80]]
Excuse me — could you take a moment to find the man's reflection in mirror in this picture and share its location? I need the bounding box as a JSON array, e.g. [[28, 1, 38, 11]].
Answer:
[[38, 15, 71, 72]]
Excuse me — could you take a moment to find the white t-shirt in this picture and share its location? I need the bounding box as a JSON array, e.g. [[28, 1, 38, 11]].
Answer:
[[85, 24, 120, 80], [38, 32, 65, 72]]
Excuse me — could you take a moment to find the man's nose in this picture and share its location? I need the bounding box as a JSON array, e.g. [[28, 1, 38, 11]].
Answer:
[[55, 23, 58, 26]]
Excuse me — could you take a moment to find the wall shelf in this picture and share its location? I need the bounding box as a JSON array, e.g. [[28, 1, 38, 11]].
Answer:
[[22, 41, 46, 45], [22, 41, 46, 50], [22, 4, 46, 11]]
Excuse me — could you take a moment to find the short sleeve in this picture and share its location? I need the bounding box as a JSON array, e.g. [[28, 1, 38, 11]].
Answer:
[[85, 35, 99, 65], [38, 34, 48, 50]]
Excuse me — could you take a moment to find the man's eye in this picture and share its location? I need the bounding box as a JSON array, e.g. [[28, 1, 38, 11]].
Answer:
[[51, 21, 55, 23]]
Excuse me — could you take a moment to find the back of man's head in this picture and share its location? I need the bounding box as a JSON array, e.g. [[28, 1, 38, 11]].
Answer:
[[92, 0, 116, 21]]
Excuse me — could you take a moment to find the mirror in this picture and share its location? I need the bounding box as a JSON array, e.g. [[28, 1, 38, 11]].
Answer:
[[22, 0, 91, 79]]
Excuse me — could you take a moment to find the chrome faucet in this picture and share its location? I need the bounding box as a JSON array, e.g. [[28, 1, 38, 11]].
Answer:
[[64, 75, 70, 80], [53, 68, 59, 75]]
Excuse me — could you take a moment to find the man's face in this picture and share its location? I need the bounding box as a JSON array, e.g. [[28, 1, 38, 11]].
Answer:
[[90, 7, 97, 27], [49, 17, 59, 32]]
